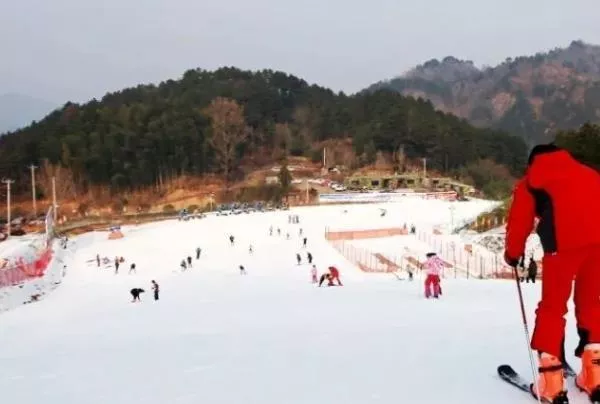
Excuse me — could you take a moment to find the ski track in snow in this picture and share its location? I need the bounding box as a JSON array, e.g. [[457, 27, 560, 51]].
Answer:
[[0, 199, 590, 403]]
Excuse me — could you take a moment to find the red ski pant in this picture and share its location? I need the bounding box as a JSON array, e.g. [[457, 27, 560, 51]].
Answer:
[[424, 274, 441, 297], [531, 245, 600, 358]]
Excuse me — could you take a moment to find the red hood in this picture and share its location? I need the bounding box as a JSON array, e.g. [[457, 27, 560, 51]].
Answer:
[[527, 150, 577, 189]]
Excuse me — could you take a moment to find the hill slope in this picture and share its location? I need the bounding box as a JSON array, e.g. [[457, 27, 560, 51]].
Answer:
[[0, 67, 526, 196], [367, 40, 600, 145], [0, 93, 57, 134]]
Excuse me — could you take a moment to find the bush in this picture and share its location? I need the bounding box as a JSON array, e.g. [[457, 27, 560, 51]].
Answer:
[[163, 204, 175, 212]]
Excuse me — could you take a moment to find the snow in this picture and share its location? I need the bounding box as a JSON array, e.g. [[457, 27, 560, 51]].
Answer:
[[0, 198, 590, 403]]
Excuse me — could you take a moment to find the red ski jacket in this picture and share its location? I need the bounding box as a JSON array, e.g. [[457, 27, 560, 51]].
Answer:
[[505, 149, 600, 263]]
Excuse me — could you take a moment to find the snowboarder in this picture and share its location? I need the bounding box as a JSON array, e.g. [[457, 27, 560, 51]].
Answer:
[[239, 265, 246, 275], [229, 235, 235, 246], [151, 280, 159, 301], [296, 253, 302, 265], [311, 265, 318, 283], [307, 252, 313, 264], [328, 266, 343, 286], [504, 144, 600, 403], [180, 260, 187, 271], [423, 252, 443, 299], [187, 256, 192, 267], [130, 288, 144, 302], [196, 247, 202, 260], [129, 263, 136, 274], [526, 257, 538, 284], [302, 237, 307, 248]]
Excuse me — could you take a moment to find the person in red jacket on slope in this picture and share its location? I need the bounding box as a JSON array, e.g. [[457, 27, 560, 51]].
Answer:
[[505, 144, 600, 403]]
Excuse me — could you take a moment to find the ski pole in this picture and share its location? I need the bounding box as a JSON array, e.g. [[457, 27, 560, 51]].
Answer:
[[513, 265, 542, 404]]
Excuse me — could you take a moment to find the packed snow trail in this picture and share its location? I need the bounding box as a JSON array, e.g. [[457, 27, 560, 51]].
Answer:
[[0, 201, 590, 403]]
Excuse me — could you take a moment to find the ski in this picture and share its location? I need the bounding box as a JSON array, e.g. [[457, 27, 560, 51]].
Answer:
[[497, 365, 569, 403]]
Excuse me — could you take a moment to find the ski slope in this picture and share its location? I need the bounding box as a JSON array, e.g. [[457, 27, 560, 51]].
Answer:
[[0, 199, 590, 404]]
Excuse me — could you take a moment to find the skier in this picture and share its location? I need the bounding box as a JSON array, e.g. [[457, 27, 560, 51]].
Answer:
[[129, 263, 136, 274], [269, 226, 273, 236], [151, 280, 159, 301], [180, 260, 187, 271], [504, 144, 600, 402], [96, 254, 101, 267], [196, 247, 202, 260], [296, 253, 302, 265], [277, 228, 281, 236], [239, 265, 246, 275], [303, 237, 307, 248], [318, 273, 334, 287], [406, 264, 414, 281], [423, 252, 443, 299], [329, 266, 343, 286], [187, 256, 192, 267], [299, 228, 303, 236], [249, 245, 253, 254], [130, 288, 144, 302], [526, 256, 538, 284], [311, 265, 318, 283], [307, 252, 313, 264], [229, 235, 235, 246], [114, 257, 120, 274]]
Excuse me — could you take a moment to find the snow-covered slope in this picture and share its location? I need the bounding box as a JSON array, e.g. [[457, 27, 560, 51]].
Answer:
[[0, 200, 589, 403]]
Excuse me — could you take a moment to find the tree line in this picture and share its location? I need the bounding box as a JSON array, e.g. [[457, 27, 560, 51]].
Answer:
[[0, 67, 528, 198]]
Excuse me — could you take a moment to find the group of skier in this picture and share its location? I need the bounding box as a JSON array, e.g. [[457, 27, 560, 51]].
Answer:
[[130, 280, 159, 302]]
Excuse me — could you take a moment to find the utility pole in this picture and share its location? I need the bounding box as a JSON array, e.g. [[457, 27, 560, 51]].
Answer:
[[2, 179, 14, 237], [29, 164, 37, 217], [305, 178, 309, 204], [422, 158, 427, 178], [52, 176, 57, 222]]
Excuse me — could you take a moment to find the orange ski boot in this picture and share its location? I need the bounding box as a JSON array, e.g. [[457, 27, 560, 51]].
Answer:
[[576, 344, 600, 402], [531, 353, 568, 403]]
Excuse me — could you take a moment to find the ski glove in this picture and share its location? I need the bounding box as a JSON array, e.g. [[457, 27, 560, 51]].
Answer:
[[504, 251, 520, 268]]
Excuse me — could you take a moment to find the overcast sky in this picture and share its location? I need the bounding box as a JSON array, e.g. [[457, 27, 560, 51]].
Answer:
[[1, 0, 598, 105]]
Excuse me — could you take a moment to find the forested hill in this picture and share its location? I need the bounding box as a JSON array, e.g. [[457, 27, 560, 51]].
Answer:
[[367, 41, 600, 146], [0, 67, 527, 196]]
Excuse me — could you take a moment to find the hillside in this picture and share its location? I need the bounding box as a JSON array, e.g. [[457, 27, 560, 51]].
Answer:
[[0, 67, 526, 200], [0, 93, 57, 134], [367, 40, 600, 145]]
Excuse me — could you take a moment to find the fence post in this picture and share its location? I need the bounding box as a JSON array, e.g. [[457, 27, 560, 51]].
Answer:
[[466, 259, 470, 279], [479, 255, 484, 279]]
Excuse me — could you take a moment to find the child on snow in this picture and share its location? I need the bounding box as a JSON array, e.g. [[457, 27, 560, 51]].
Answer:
[[423, 252, 443, 299]]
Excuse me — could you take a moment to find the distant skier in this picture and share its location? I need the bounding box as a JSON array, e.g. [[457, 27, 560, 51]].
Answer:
[[269, 226, 273, 236], [406, 264, 414, 281], [296, 253, 302, 265], [307, 252, 313, 264], [129, 263, 136, 274], [229, 235, 235, 246], [299, 228, 303, 236], [526, 257, 538, 284], [423, 252, 443, 299], [318, 273, 334, 287], [151, 280, 159, 301], [114, 257, 120, 274], [181, 260, 187, 271], [96, 254, 101, 267], [249, 245, 253, 254], [277, 228, 281, 236], [239, 265, 246, 275], [187, 256, 192, 267], [130, 288, 144, 302], [196, 247, 202, 260], [311, 265, 318, 283], [410, 225, 416, 235], [329, 266, 343, 286], [286, 233, 290, 240], [303, 237, 307, 248]]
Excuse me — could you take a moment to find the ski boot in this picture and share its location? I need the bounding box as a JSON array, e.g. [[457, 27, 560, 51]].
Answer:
[[576, 344, 600, 403], [530, 353, 569, 403]]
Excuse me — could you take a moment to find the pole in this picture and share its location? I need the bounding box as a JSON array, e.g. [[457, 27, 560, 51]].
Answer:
[[512, 265, 542, 404], [423, 158, 427, 178], [2, 179, 14, 237], [305, 178, 309, 204], [29, 164, 37, 217], [52, 176, 57, 222]]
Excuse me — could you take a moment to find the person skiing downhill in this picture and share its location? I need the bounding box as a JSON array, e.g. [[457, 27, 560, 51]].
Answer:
[[504, 144, 600, 403], [423, 252, 443, 298]]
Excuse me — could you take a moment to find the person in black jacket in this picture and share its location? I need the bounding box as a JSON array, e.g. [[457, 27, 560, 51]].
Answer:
[[151, 281, 159, 301], [527, 256, 538, 283], [130, 288, 144, 302]]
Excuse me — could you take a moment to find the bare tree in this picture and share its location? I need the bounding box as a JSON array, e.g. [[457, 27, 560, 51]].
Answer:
[[37, 159, 78, 201], [204, 98, 251, 181]]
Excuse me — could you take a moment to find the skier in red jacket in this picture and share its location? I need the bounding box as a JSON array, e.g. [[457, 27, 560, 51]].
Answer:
[[505, 144, 600, 403]]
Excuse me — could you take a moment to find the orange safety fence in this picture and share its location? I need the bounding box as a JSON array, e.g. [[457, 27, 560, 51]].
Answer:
[[0, 248, 54, 288], [325, 227, 409, 241]]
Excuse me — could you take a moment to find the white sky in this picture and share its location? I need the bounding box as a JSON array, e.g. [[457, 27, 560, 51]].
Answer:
[[1, 0, 598, 104]]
